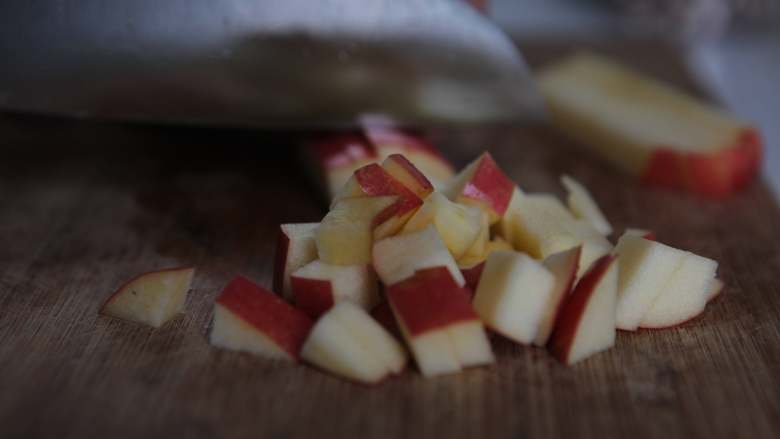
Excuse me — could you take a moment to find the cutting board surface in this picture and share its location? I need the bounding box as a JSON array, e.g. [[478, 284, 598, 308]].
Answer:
[[1, 42, 779, 439]]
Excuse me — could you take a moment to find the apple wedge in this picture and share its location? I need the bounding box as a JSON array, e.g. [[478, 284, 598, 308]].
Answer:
[[290, 260, 379, 318], [211, 276, 313, 361], [101, 267, 194, 328], [548, 254, 618, 365], [561, 174, 612, 235], [386, 266, 494, 376], [316, 196, 397, 265], [472, 251, 556, 344], [537, 52, 761, 198], [444, 152, 515, 224], [373, 224, 465, 287], [273, 223, 319, 301], [534, 246, 581, 346], [639, 252, 718, 328], [381, 154, 435, 199], [300, 301, 406, 384]]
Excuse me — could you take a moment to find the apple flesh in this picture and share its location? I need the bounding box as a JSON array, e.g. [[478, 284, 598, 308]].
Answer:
[[381, 154, 435, 199], [273, 223, 319, 301], [444, 152, 515, 224], [101, 267, 195, 328], [373, 224, 465, 287], [316, 196, 397, 265], [623, 228, 656, 241], [548, 255, 618, 365], [706, 278, 724, 302], [210, 276, 313, 361], [386, 266, 494, 376], [459, 237, 514, 292], [561, 174, 612, 235], [301, 301, 407, 384], [290, 260, 379, 319], [534, 246, 581, 346]]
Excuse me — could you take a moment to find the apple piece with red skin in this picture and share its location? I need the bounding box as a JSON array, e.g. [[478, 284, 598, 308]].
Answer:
[[381, 154, 434, 199], [210, 276, 313, 361], [533, 246, 581, 347], [548, 255, 618, 365], [302, 133, 379, 200], [300, 301, 407, 384], [273, 223, 319, 301], [386, 266, 494, 376], [290, 260, 379, 319], [316, 196, 397, 265], [445, 152, 515, 224], [101, 267, 194, 328]]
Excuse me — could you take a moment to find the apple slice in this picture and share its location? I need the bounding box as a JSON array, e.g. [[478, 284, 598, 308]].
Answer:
[[472, 251, 556, 344], [373, 224, 465, 287], [386, 266, 494, 376], [706, 278, 724, 302], [444, 152, 515, 224], [561, 174, 612, 235], [210, 276, 313, 361], [316, 196, 397, 265], [381, 154, 435, 199], [273, 223, 319, 301], [290, 260, 379, 318], [302, 133, 379, 200], [613, 233, 687, 331], [101, 267, 194, 328], [639, 252, 718, 328], [401, 192, 484, 260], [548, 254, 618, 365], [301, 301, 407, 384], [537, 52, 761, 198], [533, 246, 581, 346]]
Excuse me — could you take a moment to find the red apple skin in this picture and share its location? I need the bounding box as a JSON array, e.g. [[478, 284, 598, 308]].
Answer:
[[309, 133, 377, 170], [216, 276, 313, 359], [460, 262, 484, 297], [548, 255, 616, 364], [461, 153, 515, 217], [349, 164, 424, 231], [384, 154, 434, 197], [272, 227, 291, 296], [386, 267, 476, 336], [101, 266, 194, 312], [290, 276, 335, 319]]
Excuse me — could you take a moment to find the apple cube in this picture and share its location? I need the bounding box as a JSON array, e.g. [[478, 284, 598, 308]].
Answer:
[[561, 174, 612, 235], [101, 267, 194, 328], [316, 196, 396, 265], [301, 301, 407, 384], [401, 192, 484, 260], [273, 223, 319, 301], [534, 246, 581, 346], [386, 267, 494, 376], [639, 252, 718, 328], [211, 276, 313, 361], [373, 224, 465, 287], [613, 233, 687, 331], [445, 152, 515, 224], [548, 255, 618, 365], [472, 251, 556, 344], [381, 154, 434, 199], [290, 260, 379, 318]]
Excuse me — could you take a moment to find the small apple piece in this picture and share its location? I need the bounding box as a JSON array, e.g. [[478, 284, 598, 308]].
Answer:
[[613, 233, 687, 331], [401, 192, 484, 259], [495, 187, 524, 246], [458, 237, 515, 292], [273, 223, 319, 300], [473, 251, 556, 344], [548, 255, 618, 365], [533, 246, 581, 346], [381, 154, 435, 199], [316, 196, 397, 265], [459, 211, 490, 262], [639, 252, 718, 328], [101, 267, 195, 328], [387, 267, 494, 376], [373, 224, 465, 287], [290, 260, 379, 318], [301, 301, 407, 384], [445, 152, 515, 224], [561, 175, 612, 235], [211, 276, 313, 361], [706, 278, 724, 302], [302, 133, 379, 201]]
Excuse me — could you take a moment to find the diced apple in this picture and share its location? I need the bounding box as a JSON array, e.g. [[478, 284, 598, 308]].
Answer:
[[444, 152, 515, 224], [211, 276, 313, 361], [472, 251, 556, 344], [495, 187, 525, 246], [534, 246, 581, 346], [273, 223, 319, 301], [401, 192, 484, 260], [706, 278, 724, 302], [301, 301, 407, 384], [373, 224, 465, 287], [386, 267, 494, 376], [548, 255, 618, 365], [316, 196, 397, 265], [101, 267, 195, 328], [613, 233, 687, 331], [459, 211, 490, 262], [381, 154, 435, 199], [290, 260, 379, 318], [458, 237, 515, 292], [302, 133, 379, 200], [561, 174, 612, 235]]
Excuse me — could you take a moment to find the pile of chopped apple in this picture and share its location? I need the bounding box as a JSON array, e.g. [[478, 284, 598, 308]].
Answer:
[[99, 137, 722, 384]]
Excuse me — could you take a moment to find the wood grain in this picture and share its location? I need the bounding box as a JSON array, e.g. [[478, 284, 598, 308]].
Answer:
[[1, 42, 779, 439]]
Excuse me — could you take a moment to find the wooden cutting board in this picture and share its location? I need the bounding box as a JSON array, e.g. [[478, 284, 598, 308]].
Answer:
[[1, 42, 779, 439]]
